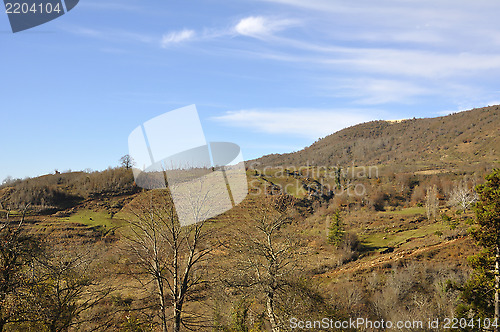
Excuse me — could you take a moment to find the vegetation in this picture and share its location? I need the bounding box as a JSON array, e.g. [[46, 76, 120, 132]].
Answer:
[[0, 106, 498, 330], [327, 210, 344, 248], [254, 105, 500, 171], [457, 169, 500, 324], [122, 190, 216, 332]]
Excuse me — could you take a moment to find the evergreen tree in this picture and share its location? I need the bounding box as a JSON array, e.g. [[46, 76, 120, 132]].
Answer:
[[327, 210, 345, 248], [457, 169, 500, 327]]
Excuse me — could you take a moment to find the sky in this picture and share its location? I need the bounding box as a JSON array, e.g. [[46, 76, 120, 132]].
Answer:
[[1, 0, 500, 181]]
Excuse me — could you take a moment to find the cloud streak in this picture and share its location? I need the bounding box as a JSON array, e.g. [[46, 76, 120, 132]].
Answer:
[[234, 16, 297, 39], [67, 0, 500, 109], [325, 78, 433, 105], [212, 109, 378, 138], [161, 29, 196, 47]]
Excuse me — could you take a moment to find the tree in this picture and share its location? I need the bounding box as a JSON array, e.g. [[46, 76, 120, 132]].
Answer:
[[0, 204, 113, 332], [457, 169, 500, 328], [1, 176, 13, 187], [0, 206, 41, 331], [449, 179, 479, 212], [223, 195, 326, 332], [29, 248, 113, 332], [327, 210, 344, 248], [426, 185, 439, 221], [123, 190, 215, 332], [120, 154, 135, 170]]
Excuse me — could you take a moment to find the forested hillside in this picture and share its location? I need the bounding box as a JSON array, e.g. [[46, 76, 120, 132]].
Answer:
[[254, 105, 500, 170]]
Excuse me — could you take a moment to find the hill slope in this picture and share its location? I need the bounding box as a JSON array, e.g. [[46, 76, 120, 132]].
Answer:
[[253, 105, 500, 170]]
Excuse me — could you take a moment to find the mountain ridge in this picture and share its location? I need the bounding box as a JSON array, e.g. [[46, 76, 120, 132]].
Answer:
[[252, 105, 500, 170]]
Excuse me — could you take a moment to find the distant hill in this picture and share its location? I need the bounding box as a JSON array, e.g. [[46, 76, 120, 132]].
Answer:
[[253, 105, 500, 170]]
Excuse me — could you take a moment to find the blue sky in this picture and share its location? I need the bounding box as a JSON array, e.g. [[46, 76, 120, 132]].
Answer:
[[1, 0, 500, 181]]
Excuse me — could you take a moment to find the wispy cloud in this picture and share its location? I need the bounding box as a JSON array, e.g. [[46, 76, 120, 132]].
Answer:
[[248, 0, 500, 79], [321, 49, 500, 79], [160, 29, 195, 47], [67, 25, 196, 48], [234, 16, 297, 39], [65, 0, 500, 109], [327, 78, 432, 105], [212, 109, 378, 138], [66, 26, 156, 44]]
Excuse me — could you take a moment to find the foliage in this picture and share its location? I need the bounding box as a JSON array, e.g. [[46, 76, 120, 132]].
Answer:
[[457, 169, 500, 320], [327, 210, 345, 248], [441, 213, 459, 230], [456, 250, 494, 320], [471, 169, 500, 248]]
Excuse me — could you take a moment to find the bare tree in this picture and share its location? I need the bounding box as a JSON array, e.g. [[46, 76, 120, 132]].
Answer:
[[425, 185, 439, 221], [0, 207, 40, 331], [120, 154, 135, 170], [1, 176, 14, 187], [29, 247, 114, 332], [0, 204, 113, 332], [224, 195, 301, 332], [123, 189, 216, 332], [449, 179, 478, 212]]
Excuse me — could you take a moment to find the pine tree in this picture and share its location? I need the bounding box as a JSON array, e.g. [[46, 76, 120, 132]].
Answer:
[[327, 210, 345, 248], [457, 169, 500, 328]]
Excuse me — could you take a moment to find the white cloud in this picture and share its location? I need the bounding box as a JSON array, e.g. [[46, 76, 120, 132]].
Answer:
[[235, 16, 297, 39], [324, 49, 500, 79], [161, 29, 195, 47], [239, 39, 500, 79], [250, 0, 500, 77], [328, 78, 432, 105], [212, 109, 378, 138]]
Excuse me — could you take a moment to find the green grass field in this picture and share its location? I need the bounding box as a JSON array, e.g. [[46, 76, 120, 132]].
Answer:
[[381, 207, 426, 215], [61, 209, 126, 228], [361, 222, 447, 249]]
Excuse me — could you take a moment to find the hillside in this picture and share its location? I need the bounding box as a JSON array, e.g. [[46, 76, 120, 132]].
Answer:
[[0, 106, 499, 331], [253, 105, 500, 170]]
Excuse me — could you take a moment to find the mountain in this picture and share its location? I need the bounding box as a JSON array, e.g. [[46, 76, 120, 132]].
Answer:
[[253, 105, 500, 170]]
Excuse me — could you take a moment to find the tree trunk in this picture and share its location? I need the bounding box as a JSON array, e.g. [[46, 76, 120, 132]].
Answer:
[[156, 276, 168, 332], [266, 292, 280, 332], [173, 301, 182, 332], [173, 244, 180, 332]]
